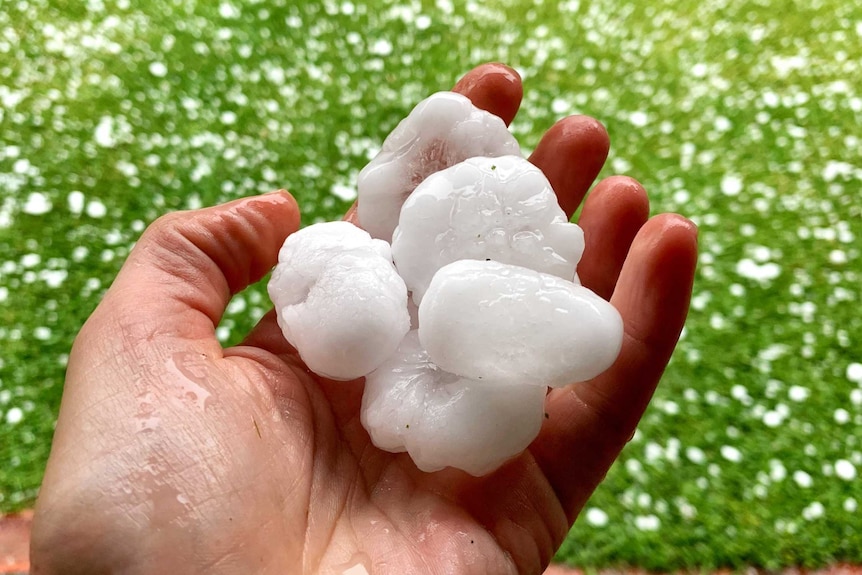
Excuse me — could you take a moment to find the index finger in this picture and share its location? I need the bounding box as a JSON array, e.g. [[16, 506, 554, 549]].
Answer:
[[452, 62, 523, 126]]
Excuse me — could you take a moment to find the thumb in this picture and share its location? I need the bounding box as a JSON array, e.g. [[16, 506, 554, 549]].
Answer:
[[96, 191, 300, 341]]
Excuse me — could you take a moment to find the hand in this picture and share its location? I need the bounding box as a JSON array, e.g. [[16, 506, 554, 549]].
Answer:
[[30, 63, 697, 575]]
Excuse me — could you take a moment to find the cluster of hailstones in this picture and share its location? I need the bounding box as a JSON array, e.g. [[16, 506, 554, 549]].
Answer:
[[268, 92, 623, 476]]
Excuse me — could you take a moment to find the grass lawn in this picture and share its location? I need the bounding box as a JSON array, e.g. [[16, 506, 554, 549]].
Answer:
[[1, 0, 860, 569]]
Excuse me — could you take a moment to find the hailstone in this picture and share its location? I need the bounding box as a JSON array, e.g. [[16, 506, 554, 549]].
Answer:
[[418, 259, 623, 388], [267, 221, 410, 380], [357, 91, 522, 242], [268, 89, 626, 477], [392, 155, 584, 304], [361, 331, 547, 476]]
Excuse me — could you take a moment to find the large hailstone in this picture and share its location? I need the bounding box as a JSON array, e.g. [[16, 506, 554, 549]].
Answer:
[[361, 331, 547, 476], [392, 155, 585, 304], [357, 91, 521, 242], [267, 222, 410, 380], [419, 259, 623, 388]]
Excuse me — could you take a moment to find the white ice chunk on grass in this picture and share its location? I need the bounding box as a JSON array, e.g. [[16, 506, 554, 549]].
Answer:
[[267, 222, 409, 380], [393, 155, 584, 304], [357, 91, 521, 242], [361, 331, 547, 476], [419, 260, 623, 388]]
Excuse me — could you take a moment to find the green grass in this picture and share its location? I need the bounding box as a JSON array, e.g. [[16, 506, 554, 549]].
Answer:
[[1, 0, 861, 569]]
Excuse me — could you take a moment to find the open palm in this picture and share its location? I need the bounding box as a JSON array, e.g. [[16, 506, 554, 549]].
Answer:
[[31, 64, 697, 575]]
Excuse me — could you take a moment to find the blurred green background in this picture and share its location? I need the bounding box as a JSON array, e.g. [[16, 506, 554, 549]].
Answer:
[[1, 0, 860, 569]]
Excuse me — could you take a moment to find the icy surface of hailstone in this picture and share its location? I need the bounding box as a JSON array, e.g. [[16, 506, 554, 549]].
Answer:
[[267, 221, 410, 381], [361, 331, 547, 476], [357, 91, 522, 242], [419, 259, 623, 388], [392, 155, 585, 304]]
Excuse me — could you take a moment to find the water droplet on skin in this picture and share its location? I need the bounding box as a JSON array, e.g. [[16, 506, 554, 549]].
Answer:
[[134, 391, 160, 432], [137, 417, 160, 433], [336, 553, 372, 575], [170, 351, 209, 383], [165, 352, 214, 411]]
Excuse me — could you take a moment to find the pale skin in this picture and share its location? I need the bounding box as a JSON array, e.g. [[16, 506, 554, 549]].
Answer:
[[30, 63, 698, 575]]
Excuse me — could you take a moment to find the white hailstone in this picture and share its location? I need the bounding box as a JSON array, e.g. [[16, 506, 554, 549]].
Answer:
[[645, 442, 663, 463], [685, 446, 706, 464], [629, 111, 648, 127], [419, 260, 623, 388], [770, 460, 787, 482], [218, 1, 239, 18], [68, 191, 85, 214], [148, 61, 168, 77], [720, 445, 743, 463], [268, 222, 409, 380], [802, 501, 825, 521], [369, 39, 393, 56], [834, 408, 850, 424], [793, 470, 813, 488], [788, 385, 810, 402], [21, 253, 40, 268], [86, 200, 107, 218], [661, 400, 680, 415], [357, 91, 521, 241], [762, 410, 783, 427], [5, 407, 23, 424], [834, 459, 857, 481], [720, 174, 743, 196], [23, 192, 52, 215], [361, 331, 546, 476], [634, 514, 661, 531], [94, 116, 116, 147], [736, 258, 781, 281], [585, 508, 609, 527], [829, 249, 847, 265], [331, 182, 357, 201], [730, 384, 750, 401], [220, 111, 237, 125], [392, 155, 584, 304], [215, 326, 231, 342]]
